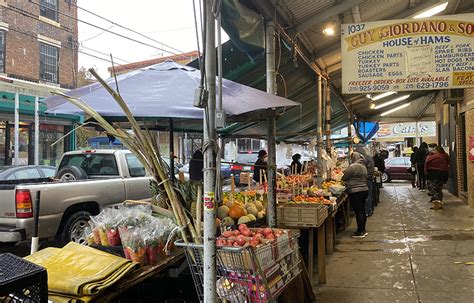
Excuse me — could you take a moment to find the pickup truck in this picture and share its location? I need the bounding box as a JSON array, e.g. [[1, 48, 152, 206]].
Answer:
[[0, 149, 153, 245]]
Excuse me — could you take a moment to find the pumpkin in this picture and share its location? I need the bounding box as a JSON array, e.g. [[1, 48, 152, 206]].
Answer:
[[237, 216, 252, 225], [228, 205, 247, 219], [217, 205, 230, 220]]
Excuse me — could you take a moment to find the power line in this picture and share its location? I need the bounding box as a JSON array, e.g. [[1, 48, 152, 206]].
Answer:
[[78, 50, 123, 66], [80, 45, 131, 63], [74, 3, 186, 55], [25, 1, 181, 55]]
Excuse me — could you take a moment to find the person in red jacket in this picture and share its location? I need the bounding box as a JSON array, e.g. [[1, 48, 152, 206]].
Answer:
[[425, 146, 450, 210]]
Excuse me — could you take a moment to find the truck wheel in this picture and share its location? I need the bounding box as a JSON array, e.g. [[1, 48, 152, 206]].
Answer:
[[58, 211, 91, 245], [57, 166, 88, 181]]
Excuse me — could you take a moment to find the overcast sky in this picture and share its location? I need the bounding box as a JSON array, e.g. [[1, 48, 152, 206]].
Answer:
[[78, 0, 228, 78]]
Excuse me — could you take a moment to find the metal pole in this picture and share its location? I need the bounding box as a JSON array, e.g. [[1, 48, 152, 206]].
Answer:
[[34, 93, 40, 165], [169, 118, 175, 184], [217, 11, 223, 112], [14, 90, 20, 166], [348, 105, 353, 157], [184, 132, 188, 162], [316, 76, 324, 184], [203, 0, 217, 301], [325, 79, 331, 152], [266, 21, 277, 227], [30, 191, 41, 255]]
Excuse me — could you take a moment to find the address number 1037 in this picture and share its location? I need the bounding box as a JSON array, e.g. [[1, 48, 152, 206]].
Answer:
[[346, 24, 366, 35]]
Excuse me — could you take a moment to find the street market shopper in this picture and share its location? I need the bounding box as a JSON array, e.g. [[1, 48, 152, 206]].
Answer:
[[425, 146, 450, 210], [189, 149, 204, 181], [253, 150, 268, 183], [414, 142, 429, 191], [355, 146, 375, 217], [342, 152, 369, 238], [410, 146, 419, 188], [373, 151, 385, 188], [290, 153, 303, 174]]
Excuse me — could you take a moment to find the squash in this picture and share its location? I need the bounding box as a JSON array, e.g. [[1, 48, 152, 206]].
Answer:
[[246, 206, 258, 217], [237, 216, 252, 225], [228, 205, 247, 220], [247, 214, 256, 221], [225, 200, 234, 208], [257, 211, 265, 219], [222, 217, 234, 226], [254, 201, 264, 212], [245, 201, 255, 209], [217, 205, 230, 220]]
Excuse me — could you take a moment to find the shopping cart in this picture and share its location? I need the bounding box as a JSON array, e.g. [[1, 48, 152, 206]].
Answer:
[[175, 234, 301, 303]]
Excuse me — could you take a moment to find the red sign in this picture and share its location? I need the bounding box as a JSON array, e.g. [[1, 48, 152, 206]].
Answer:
[[469, 136, 474, 162]]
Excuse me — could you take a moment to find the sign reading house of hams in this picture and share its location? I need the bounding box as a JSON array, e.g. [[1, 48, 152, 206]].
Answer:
[[341, 14, 474, 94]]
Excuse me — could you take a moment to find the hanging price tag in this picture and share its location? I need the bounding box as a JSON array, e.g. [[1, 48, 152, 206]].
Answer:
[[203, 192, 215, 211]]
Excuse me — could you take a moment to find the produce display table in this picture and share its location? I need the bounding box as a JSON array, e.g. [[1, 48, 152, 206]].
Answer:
[[95, 249, 185, 302]]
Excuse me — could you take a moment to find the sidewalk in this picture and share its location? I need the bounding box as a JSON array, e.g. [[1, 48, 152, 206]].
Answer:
[[314, 184, 474, 303]]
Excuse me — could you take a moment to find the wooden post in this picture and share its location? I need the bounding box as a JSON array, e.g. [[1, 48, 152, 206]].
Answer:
[[308, 228, 314, 281], [317, 224, 326, 284], [325, 216, 335, 254]]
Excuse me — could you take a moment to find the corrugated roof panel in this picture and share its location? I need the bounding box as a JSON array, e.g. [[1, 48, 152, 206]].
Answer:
[[282, 0, 336, 23], [359, 0, 410, 21]]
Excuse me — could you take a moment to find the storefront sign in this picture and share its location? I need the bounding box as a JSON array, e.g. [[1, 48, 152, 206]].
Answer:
[[341, 14, 474, 94], [469, 135, 474, 162], [375, 121, 436, 139]]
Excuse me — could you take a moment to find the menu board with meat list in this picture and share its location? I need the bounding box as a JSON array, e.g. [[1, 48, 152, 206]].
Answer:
[[341, 14, 474, 94]]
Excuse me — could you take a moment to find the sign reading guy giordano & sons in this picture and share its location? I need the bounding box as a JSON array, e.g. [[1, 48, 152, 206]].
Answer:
[[341, 14, 474, 94]]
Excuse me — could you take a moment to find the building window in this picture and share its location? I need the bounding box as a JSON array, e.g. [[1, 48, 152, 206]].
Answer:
[[40, 0, 58, 22], [0, 31, 4, 73], [40, 43, 59, 83]]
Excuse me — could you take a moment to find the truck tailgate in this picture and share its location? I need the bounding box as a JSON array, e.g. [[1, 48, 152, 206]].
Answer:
[[0, 184, 17, 218]]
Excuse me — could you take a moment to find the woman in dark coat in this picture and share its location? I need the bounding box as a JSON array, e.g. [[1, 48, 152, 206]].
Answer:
[[425, 146, 450, 209], [253, 150, 268, 183], [189, 149, 204, 181], [290, 153, 303, 174], [410, 146, 418, 188], [414, 142, 428, 191]]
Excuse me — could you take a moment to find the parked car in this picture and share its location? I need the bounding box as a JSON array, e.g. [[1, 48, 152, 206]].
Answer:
[[0, 165, 56, 181], [179, 159, 231, 180], [230, 153, 258, 182], [382, 157, 412, 182], [0, 150, 153, 245]]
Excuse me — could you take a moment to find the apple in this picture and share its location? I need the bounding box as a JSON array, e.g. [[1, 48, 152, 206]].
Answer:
[[238, 224, 248, 231], [256, 228, 264, 234], [217, 239, 227, 247], [236, 236, 247, 246], [226, 240, 234, 246], [263, 228, 273, 236], [265, 233, 275, 240], [249, 239, 259, 247], [223, 230, 233, 238], [242, 229, 252, 237], [233, 230, 241, 236], [233, 241, 241, 247]]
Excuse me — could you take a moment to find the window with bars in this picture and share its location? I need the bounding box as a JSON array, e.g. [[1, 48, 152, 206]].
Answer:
[[40, 0, 58, 21], [0, 31, 4, 73], [40, 43, 59, 83]]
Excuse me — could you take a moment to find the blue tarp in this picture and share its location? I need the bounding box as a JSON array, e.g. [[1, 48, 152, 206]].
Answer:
[[354, 121, 379, 144]]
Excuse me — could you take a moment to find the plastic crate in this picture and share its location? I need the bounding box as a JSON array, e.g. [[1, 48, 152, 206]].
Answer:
[[0, 253, 48, 303]]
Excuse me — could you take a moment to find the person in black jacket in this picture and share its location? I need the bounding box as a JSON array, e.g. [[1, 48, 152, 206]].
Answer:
[[410, 146, 418, 188], [414, 142, 428, 190], [253, 150, 268, 183], [189, 149, 204, 181], [373, 151, 385, 188], [290, 153, 303, 174]]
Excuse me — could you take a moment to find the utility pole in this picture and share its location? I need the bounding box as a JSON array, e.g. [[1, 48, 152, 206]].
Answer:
[[325, 79, 331, 152], [203, 0, 217, 301], [266, 21, 277, 227]]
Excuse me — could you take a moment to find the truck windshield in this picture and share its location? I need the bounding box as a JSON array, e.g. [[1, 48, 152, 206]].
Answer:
[[58, 153, 119, 176]]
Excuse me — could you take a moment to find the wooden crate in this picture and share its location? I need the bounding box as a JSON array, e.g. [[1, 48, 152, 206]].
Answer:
[[239, 172, 253, 184], [277, 204, 328, 228], [276, 192, 293, 204]]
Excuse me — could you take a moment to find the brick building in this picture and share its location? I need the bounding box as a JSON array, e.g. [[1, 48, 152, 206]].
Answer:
[[0, 0, 79, 166]]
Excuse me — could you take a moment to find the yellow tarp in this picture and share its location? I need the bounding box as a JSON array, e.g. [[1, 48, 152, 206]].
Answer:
[[25, 242, 137, 301]]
